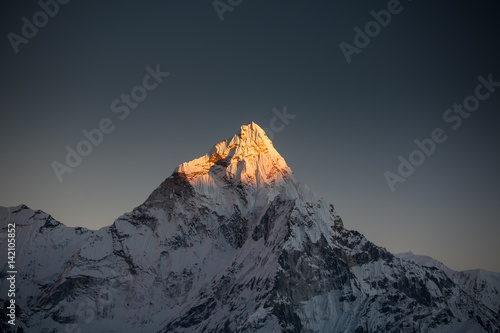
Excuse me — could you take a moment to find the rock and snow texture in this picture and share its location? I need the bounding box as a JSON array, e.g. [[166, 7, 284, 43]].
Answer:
[[396, 252, 500, 319], [1, 122, 499, 332]]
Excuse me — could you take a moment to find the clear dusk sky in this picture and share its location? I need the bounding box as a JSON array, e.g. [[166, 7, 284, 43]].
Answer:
[[1, 1, 499, 272]]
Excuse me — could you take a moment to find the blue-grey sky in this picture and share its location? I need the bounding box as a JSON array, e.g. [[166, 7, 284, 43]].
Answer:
[[1, 0, 499, 272]]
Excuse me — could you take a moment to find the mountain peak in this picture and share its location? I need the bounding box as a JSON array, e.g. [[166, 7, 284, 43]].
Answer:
[[207, 121, 273, 161], [235, 121, 270, 143], [174, 122, 291, 187], [6, 123, 500, 333]]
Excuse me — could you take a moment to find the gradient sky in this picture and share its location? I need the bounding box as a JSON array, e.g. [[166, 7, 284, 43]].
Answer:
[[1, 1, 499, 272]]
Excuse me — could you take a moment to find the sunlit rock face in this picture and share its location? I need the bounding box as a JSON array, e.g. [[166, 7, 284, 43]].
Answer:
[[1, 123, 499, 333], [177, 121, 290, 184]]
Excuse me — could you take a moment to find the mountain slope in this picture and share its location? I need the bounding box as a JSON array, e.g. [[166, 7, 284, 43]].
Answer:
[[1, 122, 499, 332], [396, 252, 500, 318]]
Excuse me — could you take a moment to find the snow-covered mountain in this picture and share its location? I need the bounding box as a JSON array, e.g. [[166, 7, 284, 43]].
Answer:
[[396, 252, 500, 319], [1, 122, 499, 332]]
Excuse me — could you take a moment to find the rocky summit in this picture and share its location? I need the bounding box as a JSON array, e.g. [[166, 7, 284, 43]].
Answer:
[[1, 122, 499, 332]]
